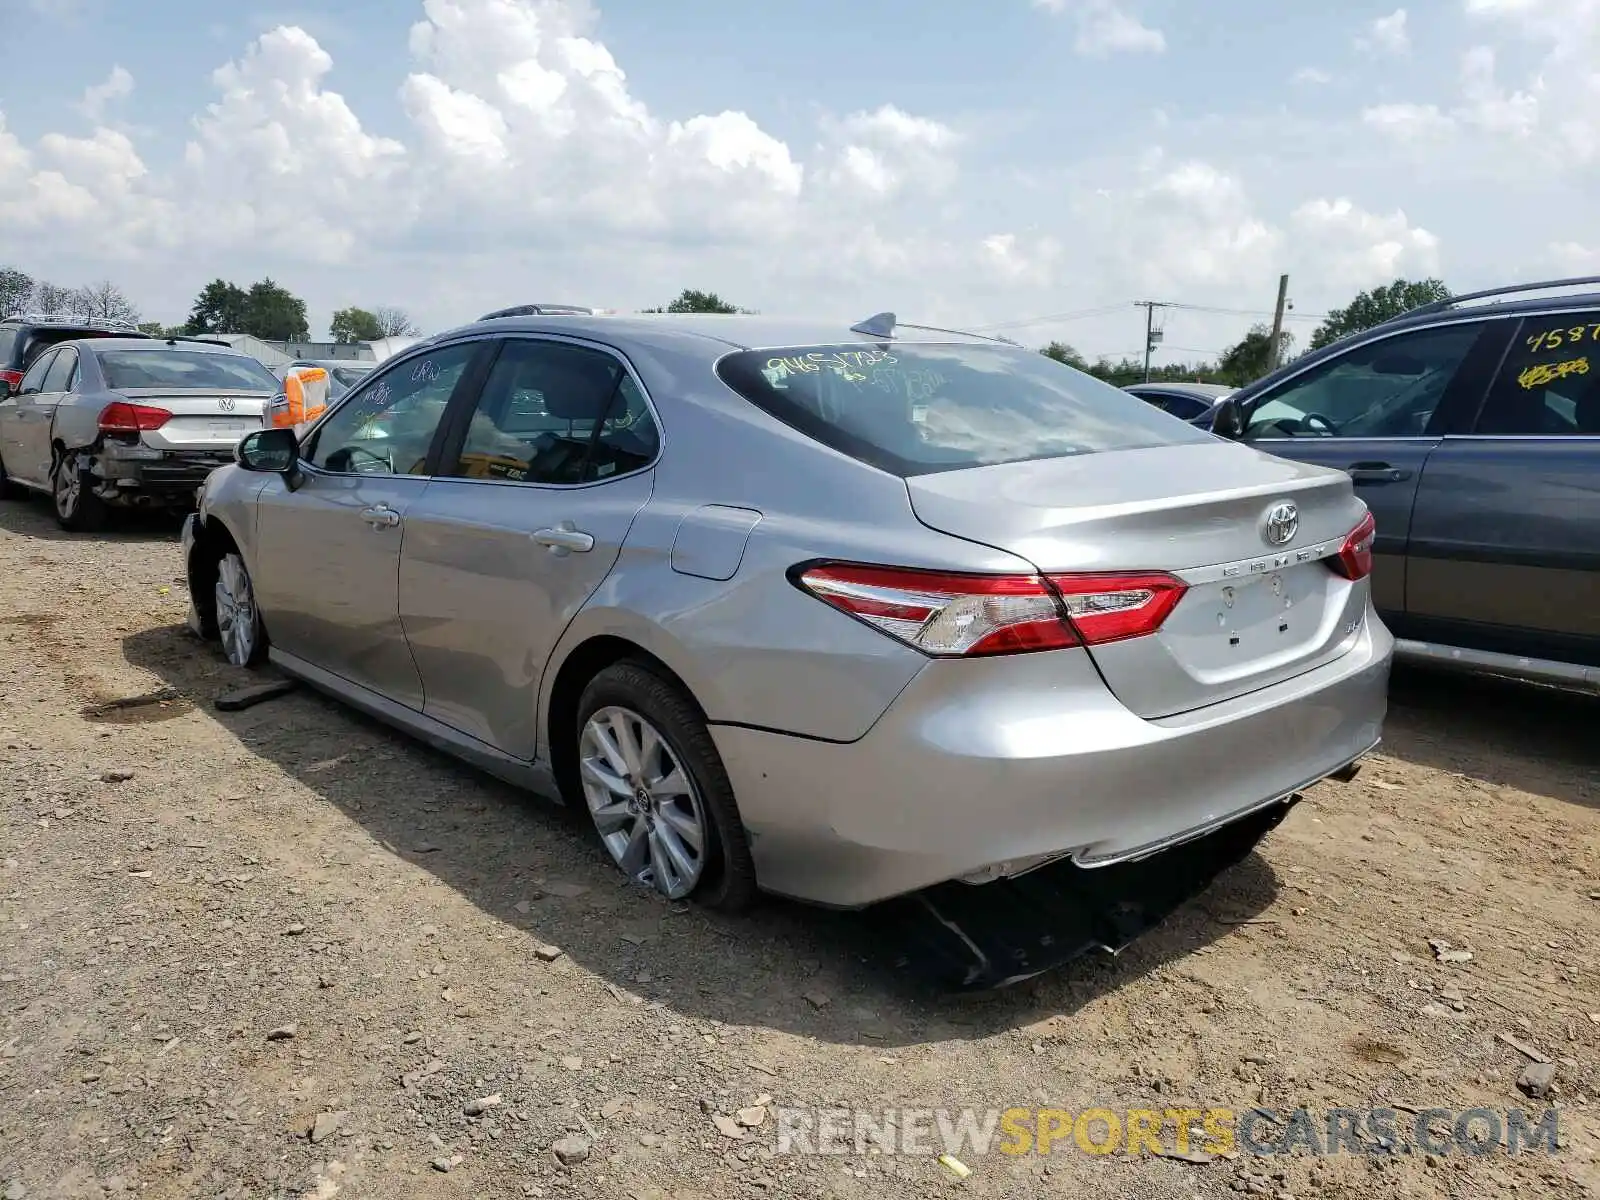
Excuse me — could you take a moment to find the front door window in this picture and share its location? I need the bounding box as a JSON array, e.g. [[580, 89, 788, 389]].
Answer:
[[1245, 323, 1484, 441]]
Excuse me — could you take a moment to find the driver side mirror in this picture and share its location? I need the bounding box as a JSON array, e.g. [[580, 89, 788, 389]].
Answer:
[[1210, 396, 1245, 440], [237, 427, 300, 478]]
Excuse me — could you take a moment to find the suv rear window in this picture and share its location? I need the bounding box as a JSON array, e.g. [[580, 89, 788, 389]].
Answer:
[[0, 328, 16, 368], [100, 349, 281, 392], [715, 343, 1210, 477]]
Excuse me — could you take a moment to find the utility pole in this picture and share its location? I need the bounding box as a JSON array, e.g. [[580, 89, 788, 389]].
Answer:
[[1135, 301, 1165, 382], [1266, 274, 1289, 371]]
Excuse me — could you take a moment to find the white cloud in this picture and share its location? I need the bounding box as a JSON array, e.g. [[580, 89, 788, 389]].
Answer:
[[1357, 9, 1411, 55], [1549, 241, 1600, 272], [981, 232, 1065, 287], [1361, 101, 1455, 141], [1032, 0, 1166, 56], [78, 66, 133, 123], [822, 105, 960, 198], [183, 26, 408, 259], [1293, 67, 1334, 85], [1366, 0, 1600, 165], [1290, 198, 1440, 286], [2, 0, 1595, 357]]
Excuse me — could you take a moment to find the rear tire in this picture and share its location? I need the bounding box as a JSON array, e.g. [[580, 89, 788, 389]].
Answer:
[[52, 451, 107, 532], [575, 659, 758, 913], [214, 550, 268, 668]]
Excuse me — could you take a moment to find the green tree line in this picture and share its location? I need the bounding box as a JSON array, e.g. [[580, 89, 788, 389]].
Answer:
[[5, 270, 1453, 387], [1042, 278, 1451, 388]]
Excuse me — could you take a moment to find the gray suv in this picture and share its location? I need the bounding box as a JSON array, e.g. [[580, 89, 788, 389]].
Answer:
[[1204, 277, 1600, 693]]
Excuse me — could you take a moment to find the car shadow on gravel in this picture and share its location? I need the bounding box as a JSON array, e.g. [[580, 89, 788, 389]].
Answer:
[[122, 622, 1281, 1047], [1384, 664, 1599, 810], [0, 495, 186, 543]]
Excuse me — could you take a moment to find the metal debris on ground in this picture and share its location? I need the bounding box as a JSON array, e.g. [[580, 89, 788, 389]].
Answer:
[[213, 679, 297, 712]]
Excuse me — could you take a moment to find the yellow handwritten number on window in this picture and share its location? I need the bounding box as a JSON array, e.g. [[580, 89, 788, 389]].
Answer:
[[1517, 356, 1589, 390]]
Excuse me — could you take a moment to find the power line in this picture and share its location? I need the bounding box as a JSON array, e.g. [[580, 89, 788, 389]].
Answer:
[[1163, 301, 1328, 321], [972, 302, 1133, 331], [977, 299, 1328, 333]]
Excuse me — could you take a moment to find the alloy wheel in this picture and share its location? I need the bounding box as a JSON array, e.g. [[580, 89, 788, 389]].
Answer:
[[214, 553, 259, 667], [53, 456, 81, 520], [579, 705, 708, 899]]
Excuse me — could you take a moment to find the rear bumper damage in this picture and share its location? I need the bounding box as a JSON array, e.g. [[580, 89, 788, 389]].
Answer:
[[84, 442, 234, 506], [868, 797, 1296, 990]]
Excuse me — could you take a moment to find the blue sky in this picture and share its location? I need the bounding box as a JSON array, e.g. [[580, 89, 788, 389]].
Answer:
[[5, 0, 1597, 359]]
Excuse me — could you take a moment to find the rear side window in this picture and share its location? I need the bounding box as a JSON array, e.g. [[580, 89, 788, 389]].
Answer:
[[0, 328, 16, 368], [1473, 312, 1600, 436], [715, 343, 1209, 477], [99, 349, 280, 391], [43, 348, 77, 393]]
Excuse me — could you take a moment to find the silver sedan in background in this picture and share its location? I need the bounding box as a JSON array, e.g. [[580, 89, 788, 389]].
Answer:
[[0, 337, 281, 530], [181, 310, 1390, 983]]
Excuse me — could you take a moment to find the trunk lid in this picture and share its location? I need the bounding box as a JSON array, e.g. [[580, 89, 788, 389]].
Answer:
[[118, 388, 273, 452], [904, 441, 1371, 718]]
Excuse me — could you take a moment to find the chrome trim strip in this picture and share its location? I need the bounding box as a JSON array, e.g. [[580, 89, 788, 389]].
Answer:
[[1440, 434, 1600, 442], [1394, 639, 1600, 692], [1177, 537, 1341, 585]]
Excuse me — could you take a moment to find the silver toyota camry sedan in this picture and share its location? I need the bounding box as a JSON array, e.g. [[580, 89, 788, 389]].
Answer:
[[182, 310, 1390, 933]]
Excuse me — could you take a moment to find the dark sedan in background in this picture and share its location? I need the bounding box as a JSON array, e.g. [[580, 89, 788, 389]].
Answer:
[[1124, 381, 1235, 423]]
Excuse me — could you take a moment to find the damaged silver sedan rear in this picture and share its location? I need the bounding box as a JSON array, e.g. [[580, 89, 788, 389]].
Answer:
[[0, 337, 278, 530]]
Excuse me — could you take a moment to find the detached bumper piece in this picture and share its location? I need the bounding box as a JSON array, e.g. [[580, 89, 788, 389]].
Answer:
[[868, 799, 1296, 991]]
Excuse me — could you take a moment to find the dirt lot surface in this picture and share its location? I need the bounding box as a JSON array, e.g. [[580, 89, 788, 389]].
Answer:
[[1, 496, 1598, 1200]]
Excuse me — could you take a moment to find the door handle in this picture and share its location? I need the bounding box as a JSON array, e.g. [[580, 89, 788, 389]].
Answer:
[[360, 505, 401, 528], [532, 522, 595, 555], [1345, 462, 1412, 484]]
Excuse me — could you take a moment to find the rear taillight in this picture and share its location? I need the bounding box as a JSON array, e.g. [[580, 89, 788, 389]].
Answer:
[[98, 401, 172, 433], [794, 563, 1187, 656], [1329, 511, 1376, 581], [1047, 572, 1188, 646], [0, 369, 22, 392]]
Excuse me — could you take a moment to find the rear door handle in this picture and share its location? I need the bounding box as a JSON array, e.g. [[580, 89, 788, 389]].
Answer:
[[1345, 462, 1412, 484], [532, 522, 595, 555], [360, 505, 401, 528]]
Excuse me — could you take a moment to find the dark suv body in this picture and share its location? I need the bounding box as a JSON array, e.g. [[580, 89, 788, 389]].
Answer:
[[0, 314, 152, 396], [1203, 278, 1600, 693]]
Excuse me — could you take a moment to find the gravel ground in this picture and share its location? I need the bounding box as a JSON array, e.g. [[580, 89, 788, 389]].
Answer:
[[1, 495, 1597, 1200]]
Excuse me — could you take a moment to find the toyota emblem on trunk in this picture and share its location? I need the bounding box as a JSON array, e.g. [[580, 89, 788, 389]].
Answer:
[[1261, 501, 1299, 547]]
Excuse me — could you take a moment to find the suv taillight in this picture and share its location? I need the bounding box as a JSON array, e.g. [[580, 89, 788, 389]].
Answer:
[[1329, 511, 1376, 581], [794, 563, 1187, 656], [98, 401, 172, 433], [0, 369, 22, 392]]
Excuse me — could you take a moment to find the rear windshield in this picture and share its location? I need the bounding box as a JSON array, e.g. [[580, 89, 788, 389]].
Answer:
[[0, 328, 15, 368], [330, 365, 372, 388], [100, 349, 280, 392], [715, 343, 1212, 476]]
